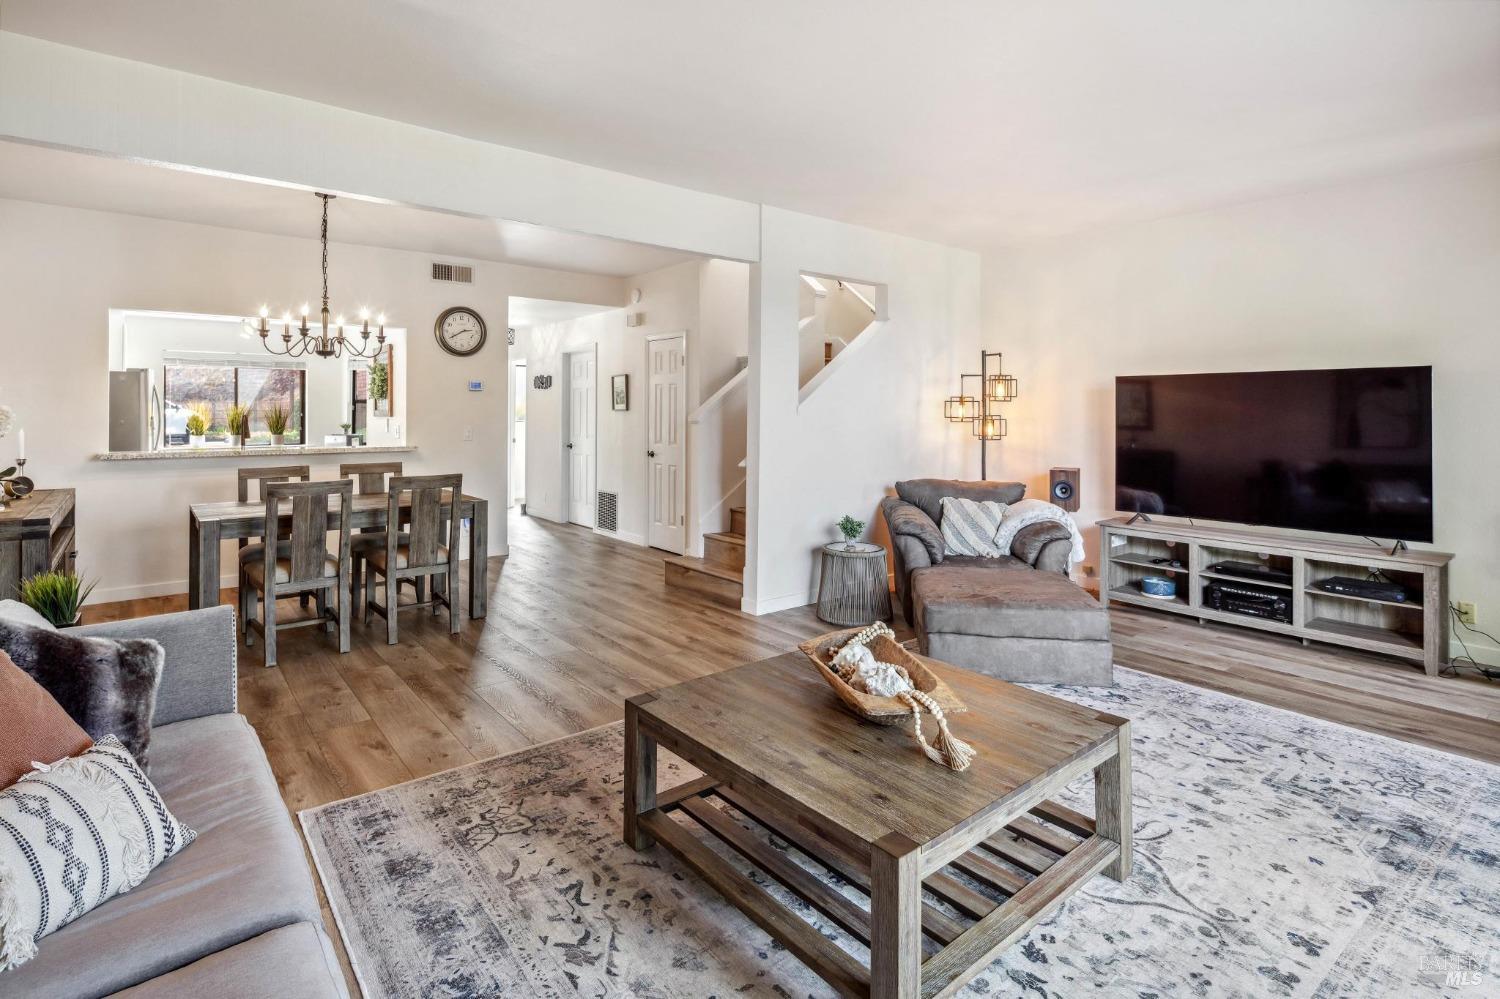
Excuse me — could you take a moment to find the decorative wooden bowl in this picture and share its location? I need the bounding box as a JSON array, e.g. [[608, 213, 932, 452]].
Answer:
[[798, 627, 967, 724]]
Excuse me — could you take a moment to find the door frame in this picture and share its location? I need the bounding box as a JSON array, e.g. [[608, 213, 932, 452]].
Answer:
[[561, 344, 598, 528], [645, 330, 689, 554]]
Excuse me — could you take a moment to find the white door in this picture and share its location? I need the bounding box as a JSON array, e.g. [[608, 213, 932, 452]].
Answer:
[[566, 350, 596, 527], [647, 334, 687, 553]]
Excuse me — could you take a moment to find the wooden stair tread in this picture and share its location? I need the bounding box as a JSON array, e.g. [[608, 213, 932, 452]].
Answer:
[[665, 556, 743, 582], [703, 531, 746, 546]]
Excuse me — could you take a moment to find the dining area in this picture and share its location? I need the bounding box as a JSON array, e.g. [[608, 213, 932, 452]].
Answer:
[[187, 462, 489, 666]]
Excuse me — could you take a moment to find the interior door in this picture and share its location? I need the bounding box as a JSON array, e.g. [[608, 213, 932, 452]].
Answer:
[[566, 350, 596, 528], [647, 334, 687, 553]]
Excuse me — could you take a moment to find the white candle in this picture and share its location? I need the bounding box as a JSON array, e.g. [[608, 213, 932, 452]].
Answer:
[[17, 429, 24, 460]]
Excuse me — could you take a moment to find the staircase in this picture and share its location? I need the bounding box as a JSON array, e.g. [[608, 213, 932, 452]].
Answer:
[[663, 505, 745, 607]]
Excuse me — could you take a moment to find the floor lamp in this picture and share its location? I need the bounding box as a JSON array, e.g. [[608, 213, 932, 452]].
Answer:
[[944, 351, 1017, 479]]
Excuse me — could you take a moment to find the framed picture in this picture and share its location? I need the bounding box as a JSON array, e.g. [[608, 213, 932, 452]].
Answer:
[[1116, 378, 1153, 431], [612, 374, 629, 411], [370, 344, 395, 418]]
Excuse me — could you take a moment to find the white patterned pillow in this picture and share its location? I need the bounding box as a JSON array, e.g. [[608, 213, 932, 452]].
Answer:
[[0, 736, 196, 972], [939, 496, 1008, 557]]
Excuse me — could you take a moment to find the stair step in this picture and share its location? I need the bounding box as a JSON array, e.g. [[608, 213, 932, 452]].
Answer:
[[664, 556, 742, 608], [703, 531, 746, 571], [729, 506, 747, 536]]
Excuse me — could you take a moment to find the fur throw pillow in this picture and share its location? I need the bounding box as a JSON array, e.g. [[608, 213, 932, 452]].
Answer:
[[0, 619, 163, 770]]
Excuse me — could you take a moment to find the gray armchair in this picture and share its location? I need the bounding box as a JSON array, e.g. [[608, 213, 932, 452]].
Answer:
[[880, 478, 1073, 626]]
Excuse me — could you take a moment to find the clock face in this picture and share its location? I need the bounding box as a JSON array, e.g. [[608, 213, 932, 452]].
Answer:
[[436, 307, 487, 356]]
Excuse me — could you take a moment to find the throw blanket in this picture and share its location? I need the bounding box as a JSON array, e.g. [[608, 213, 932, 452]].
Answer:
[[994, 498, 1086, 564]]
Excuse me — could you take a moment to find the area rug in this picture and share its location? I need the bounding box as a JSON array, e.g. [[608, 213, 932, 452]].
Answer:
[[300, 668, 1500, 998]]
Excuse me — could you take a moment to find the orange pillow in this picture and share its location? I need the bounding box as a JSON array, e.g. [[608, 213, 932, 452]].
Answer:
[[0, 649, 93, 787]]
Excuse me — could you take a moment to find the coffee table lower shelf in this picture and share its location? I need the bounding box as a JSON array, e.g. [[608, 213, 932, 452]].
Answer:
[[638, 780, 1119, 999]]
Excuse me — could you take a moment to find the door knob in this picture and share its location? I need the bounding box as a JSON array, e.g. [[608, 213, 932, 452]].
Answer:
[[647, 450, 656, 457], [566, 443, 574, 449]]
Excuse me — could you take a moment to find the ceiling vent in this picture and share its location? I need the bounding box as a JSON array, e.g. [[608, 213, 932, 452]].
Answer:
[[431, 262, 473, 284]]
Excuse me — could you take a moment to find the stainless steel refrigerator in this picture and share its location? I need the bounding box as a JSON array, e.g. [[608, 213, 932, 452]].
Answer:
[[108, 368, 162, 452]]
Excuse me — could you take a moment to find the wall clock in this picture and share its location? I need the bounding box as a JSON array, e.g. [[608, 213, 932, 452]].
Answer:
[[435, 306, 487, 356]]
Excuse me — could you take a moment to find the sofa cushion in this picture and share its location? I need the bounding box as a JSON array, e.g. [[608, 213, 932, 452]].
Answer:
[[882, 498, 945, 563], [110, 922, 349, 999], [895, 479, 1026, 527], [0, 648, 93, 787], [0, 599, 53, 630], [0, 714, 321, 998], [913, 565, 1109, 642], [930, 554, 1031, 572], [0, 617, 163, 768]]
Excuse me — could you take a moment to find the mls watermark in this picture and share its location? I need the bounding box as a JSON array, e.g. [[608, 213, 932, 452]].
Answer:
[[1418, 950, 1489, 989]]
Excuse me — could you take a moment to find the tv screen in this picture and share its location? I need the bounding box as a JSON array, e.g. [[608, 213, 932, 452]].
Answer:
[[1115, 366, 1433, 542]]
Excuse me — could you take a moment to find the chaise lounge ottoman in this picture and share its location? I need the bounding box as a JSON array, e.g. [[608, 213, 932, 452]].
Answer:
[[912, 562, 1113, 685]]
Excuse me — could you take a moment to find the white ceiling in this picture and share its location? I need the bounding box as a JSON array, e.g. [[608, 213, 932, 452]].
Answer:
[[0, 140, 695, 277], [508, 297, 617, 329], [3, 1, 1497, 247]]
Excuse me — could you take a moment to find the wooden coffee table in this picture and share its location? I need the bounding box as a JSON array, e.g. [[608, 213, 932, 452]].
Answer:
[[624, 649, 1131, 999]]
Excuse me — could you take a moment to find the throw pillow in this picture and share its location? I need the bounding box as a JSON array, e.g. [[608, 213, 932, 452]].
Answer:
[[0, 736, 196, 972], [0, 619, 163, 770], [895, 478, 1026, 527], [0, 650, 93, 788], [939, 496, 1008, 557]]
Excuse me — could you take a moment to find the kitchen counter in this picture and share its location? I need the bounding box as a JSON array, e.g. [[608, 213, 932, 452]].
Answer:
[[96, 445, 418, 461]]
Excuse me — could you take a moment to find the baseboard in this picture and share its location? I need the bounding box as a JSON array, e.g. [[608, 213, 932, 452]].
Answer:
[[86, 556, 494, 606], [597, 528, 647, 547], [741, 588, 816, 616]]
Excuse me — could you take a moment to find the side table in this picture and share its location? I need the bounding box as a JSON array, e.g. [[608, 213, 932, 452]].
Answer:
[[816, 542, 892, 626]]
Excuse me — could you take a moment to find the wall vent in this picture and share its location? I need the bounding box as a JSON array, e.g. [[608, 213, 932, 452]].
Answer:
[[596, 491, 619, 533], [431, 262, 474, 284]]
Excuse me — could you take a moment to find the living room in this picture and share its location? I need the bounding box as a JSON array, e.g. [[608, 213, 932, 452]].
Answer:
[[1, 4, 1496, 998]]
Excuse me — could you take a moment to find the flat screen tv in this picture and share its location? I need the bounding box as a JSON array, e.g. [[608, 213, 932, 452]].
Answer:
[[1115, 366, 1433, 542]]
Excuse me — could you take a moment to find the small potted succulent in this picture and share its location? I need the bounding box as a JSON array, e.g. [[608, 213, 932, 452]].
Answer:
[[19, 571, 96, 628], [338, 422, 356, 446], [226, 403, 250, 448], [837, 514, 865, 550], [185, 401, 211, 447], [265, 404, 290, 447]]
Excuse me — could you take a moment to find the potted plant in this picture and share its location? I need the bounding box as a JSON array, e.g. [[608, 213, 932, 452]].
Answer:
[[185, 401, 211, 447], [19, 570, 96, 628], [368, 361, 389, 407], [265, 403, 290, 447], [226, 403, 250, 447], [338, 422, 355, 446], [837, 514, 865, 550]]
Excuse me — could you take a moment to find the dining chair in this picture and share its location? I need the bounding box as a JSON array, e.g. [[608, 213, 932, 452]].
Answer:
[[362, 474, 463, 644], [341, 460, 414, 613], [236, 465, 311, 632], [242, 479, 353, 667]]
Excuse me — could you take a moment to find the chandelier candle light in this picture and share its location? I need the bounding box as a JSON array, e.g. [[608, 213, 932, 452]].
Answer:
[[944, 350, 1018, 478], [253, 193, 388, 360]]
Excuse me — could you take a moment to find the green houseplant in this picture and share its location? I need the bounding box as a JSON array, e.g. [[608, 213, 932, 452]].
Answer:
[[226, 403, 251, 447], [264, 403, 290, 446], [185, 401, 211, 447], [368, 361, 389, 405], [837, 514, 865, 550], [19, 571, 96, 628]]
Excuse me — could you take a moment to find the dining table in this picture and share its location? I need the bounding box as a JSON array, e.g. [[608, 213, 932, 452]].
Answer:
[[187, 491, 489, 619]]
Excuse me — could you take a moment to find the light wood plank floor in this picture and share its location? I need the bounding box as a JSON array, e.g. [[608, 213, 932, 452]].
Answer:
[[85, 512, 1500, 805]]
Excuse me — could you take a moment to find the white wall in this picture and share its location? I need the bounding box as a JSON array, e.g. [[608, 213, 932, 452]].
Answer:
[[984, 156, 1500, 663], [748, 207, 983, 613], [0, 197, 621, 601]]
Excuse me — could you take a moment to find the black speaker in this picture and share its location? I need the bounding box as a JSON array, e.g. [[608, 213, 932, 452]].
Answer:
[[1049, 467, 1080, 512]]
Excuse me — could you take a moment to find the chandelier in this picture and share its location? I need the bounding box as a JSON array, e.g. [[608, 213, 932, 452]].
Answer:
[[252, 193, 387, 359], [943, 350, 1019, 478]]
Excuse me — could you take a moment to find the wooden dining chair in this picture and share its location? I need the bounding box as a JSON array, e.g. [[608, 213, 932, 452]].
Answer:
[[242, 479, 353, 667], [362, 474, 463, 644], [236, 465, 311, 631], [342, 460, 413, 613]]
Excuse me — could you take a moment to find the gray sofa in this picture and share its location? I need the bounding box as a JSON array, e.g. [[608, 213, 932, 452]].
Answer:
[[881, 479, 1113, 685], [0, 603, 348, 999]]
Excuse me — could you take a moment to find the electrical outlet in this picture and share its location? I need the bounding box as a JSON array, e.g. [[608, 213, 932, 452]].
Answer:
[[1457, 601, 1477, 626], [462, 426, 474, 442]]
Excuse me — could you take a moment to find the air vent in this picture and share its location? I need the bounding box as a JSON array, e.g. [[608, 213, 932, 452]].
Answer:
[[597, 491, 619, 533], [431, 262, 473, 284]]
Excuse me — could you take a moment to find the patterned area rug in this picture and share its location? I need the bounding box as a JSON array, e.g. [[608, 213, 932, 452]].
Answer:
[[300, 668, 1500, 998]]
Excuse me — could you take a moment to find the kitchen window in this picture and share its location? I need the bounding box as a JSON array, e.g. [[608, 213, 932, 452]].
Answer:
[[162, 361, 306, 445]]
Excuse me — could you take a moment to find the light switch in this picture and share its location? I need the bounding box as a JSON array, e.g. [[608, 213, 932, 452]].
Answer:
[[463, 426, 474, 442]]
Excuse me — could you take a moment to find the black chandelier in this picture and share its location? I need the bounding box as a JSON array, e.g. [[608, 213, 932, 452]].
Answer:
[[251, 193, 387, 359]]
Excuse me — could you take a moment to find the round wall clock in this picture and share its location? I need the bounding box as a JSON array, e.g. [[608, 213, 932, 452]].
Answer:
[[435, 306, 487, 356]]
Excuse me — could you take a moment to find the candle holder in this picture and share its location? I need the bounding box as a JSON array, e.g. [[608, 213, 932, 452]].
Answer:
[[1, 458, 33, 510]]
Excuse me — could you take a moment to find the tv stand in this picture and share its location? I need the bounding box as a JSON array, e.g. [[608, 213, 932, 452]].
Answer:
[[1098, 517, 1452, 675]]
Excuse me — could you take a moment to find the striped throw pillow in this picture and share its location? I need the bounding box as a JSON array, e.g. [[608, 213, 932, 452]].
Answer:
[[939, 496, 1008, 557], [0, 736, 196, 972]]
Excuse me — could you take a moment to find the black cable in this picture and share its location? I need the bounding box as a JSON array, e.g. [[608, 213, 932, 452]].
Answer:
[[1446, 603, 1500, 681]]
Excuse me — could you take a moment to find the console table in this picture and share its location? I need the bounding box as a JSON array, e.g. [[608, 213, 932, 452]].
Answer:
[[1098, 517, 1452, 675], [0, 489, 77, 600]]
